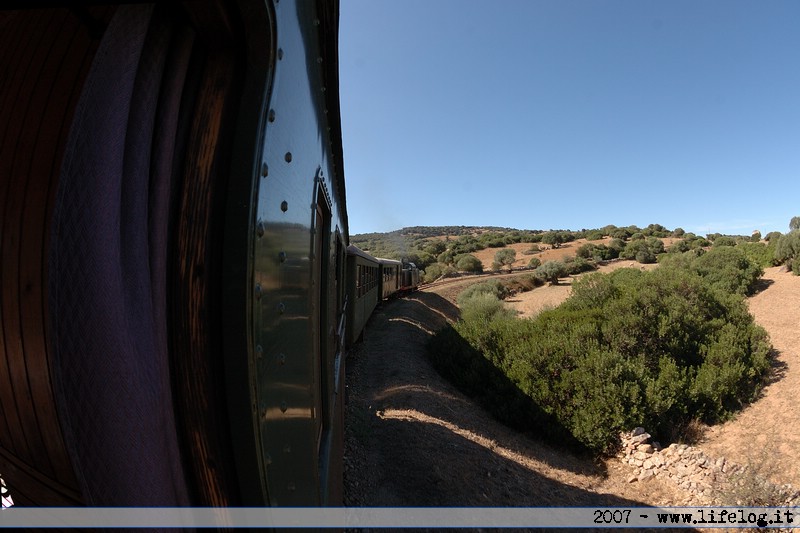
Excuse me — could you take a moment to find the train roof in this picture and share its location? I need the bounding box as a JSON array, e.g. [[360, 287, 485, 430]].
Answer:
[[346, 244, 379, 262], [317, 0, 349, 241]]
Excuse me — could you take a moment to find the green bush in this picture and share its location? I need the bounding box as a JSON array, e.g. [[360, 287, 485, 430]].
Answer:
[[528, 257, 541, 269], [428, 261, 772, 454], [422, 262, 455, 283], [542, 232, 565, 248], [455, 253, 484, 273], [775, 230, 800, 274], [713, 236, 737, 247], [534, 260, 567, 284], [691, 246, 763, 294], [564, 256, 594, 275], [494, 248, 517, 270], [457, 280, 510, 307]]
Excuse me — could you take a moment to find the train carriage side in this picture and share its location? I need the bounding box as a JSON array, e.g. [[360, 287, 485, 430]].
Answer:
[[345, 246, 380, 346], [378, 258, 402, 300], [0, 0, 347, 508]]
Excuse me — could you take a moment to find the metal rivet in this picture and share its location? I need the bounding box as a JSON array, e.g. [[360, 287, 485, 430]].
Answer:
[[284, 152, 292, 163], [280, 401, 287, 413], [256, 222, 265, 237], [277, 48, 283, 60], [280, 200, 288, 212], [278, 353, 286, 365], [268, 109, 275, 123], [279, 251, 287, 262], [261, 162, 268, 176], [277, 302, 285, 314]]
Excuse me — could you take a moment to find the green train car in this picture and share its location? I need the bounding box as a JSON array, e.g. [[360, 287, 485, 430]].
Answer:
[[0, 0, 347, 507]]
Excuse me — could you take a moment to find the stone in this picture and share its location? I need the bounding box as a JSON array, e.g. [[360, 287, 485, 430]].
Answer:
[[631, 427, 646, 437], [638, 470, 655, 482], [637, 444, 654, 454]]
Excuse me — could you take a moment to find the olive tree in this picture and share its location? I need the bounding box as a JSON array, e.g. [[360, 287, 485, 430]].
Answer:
[[534, 260, 567, 285], [494, 248, 517, 271], [541, 232, 564, 248]]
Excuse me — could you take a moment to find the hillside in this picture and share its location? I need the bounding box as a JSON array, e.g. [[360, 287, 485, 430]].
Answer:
[[349, 224, 761, 284]]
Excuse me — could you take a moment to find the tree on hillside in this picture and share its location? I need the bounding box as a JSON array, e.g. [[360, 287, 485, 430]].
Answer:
[[455, 254, 483, 273], [790, 216, 800, 231], [534, 260, 567, 285], [542, 231, 564, 248], [494, 248, 517, 271]]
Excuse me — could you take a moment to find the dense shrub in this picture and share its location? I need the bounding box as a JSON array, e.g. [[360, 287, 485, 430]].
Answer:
[[620, 240, 658, 263], [429, 262, 771, 454], [775, 230, 800, 274], [528, 257, 542, 268], [457, 280, 510, 307], [422, 262, 455, 283], [577, 243, 617, 260], [712, 236, 737, 247], [563, 256, 594, 275], [455, 253, 484, 273], [660, 246, 763, 295], [736, 242, 777, 268]]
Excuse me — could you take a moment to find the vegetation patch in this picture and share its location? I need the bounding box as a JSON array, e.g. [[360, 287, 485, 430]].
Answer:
[[428, 254, 772, 454]]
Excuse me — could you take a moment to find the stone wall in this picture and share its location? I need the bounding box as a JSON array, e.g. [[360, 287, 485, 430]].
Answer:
[[619, 427, 799, 506]]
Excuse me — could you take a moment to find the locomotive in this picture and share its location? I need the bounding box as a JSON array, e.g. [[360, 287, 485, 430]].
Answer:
[[0, 0, 417, 509]]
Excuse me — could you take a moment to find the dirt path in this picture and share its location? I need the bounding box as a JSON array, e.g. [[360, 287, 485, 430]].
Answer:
[[699, 267, 800, 487], [343, 265, 799, 511], [343, 287, 682, 509]]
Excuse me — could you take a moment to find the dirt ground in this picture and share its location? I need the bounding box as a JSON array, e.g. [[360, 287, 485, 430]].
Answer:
[[343, 264, 800, 513]]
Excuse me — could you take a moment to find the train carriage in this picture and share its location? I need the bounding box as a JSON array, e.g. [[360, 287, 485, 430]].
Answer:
[[345, 245, 380, 346], [0, 0, 346, 507], [378, 258, 402, 300]]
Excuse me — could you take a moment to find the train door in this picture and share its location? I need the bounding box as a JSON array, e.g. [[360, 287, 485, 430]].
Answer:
[[311, 180, 336, 502]]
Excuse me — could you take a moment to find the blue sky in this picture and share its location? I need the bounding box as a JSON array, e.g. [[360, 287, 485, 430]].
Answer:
[[338, 0, 799, 236]]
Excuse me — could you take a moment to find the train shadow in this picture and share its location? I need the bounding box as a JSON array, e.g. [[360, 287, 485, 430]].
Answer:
[[345, 290, 662, 510]]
